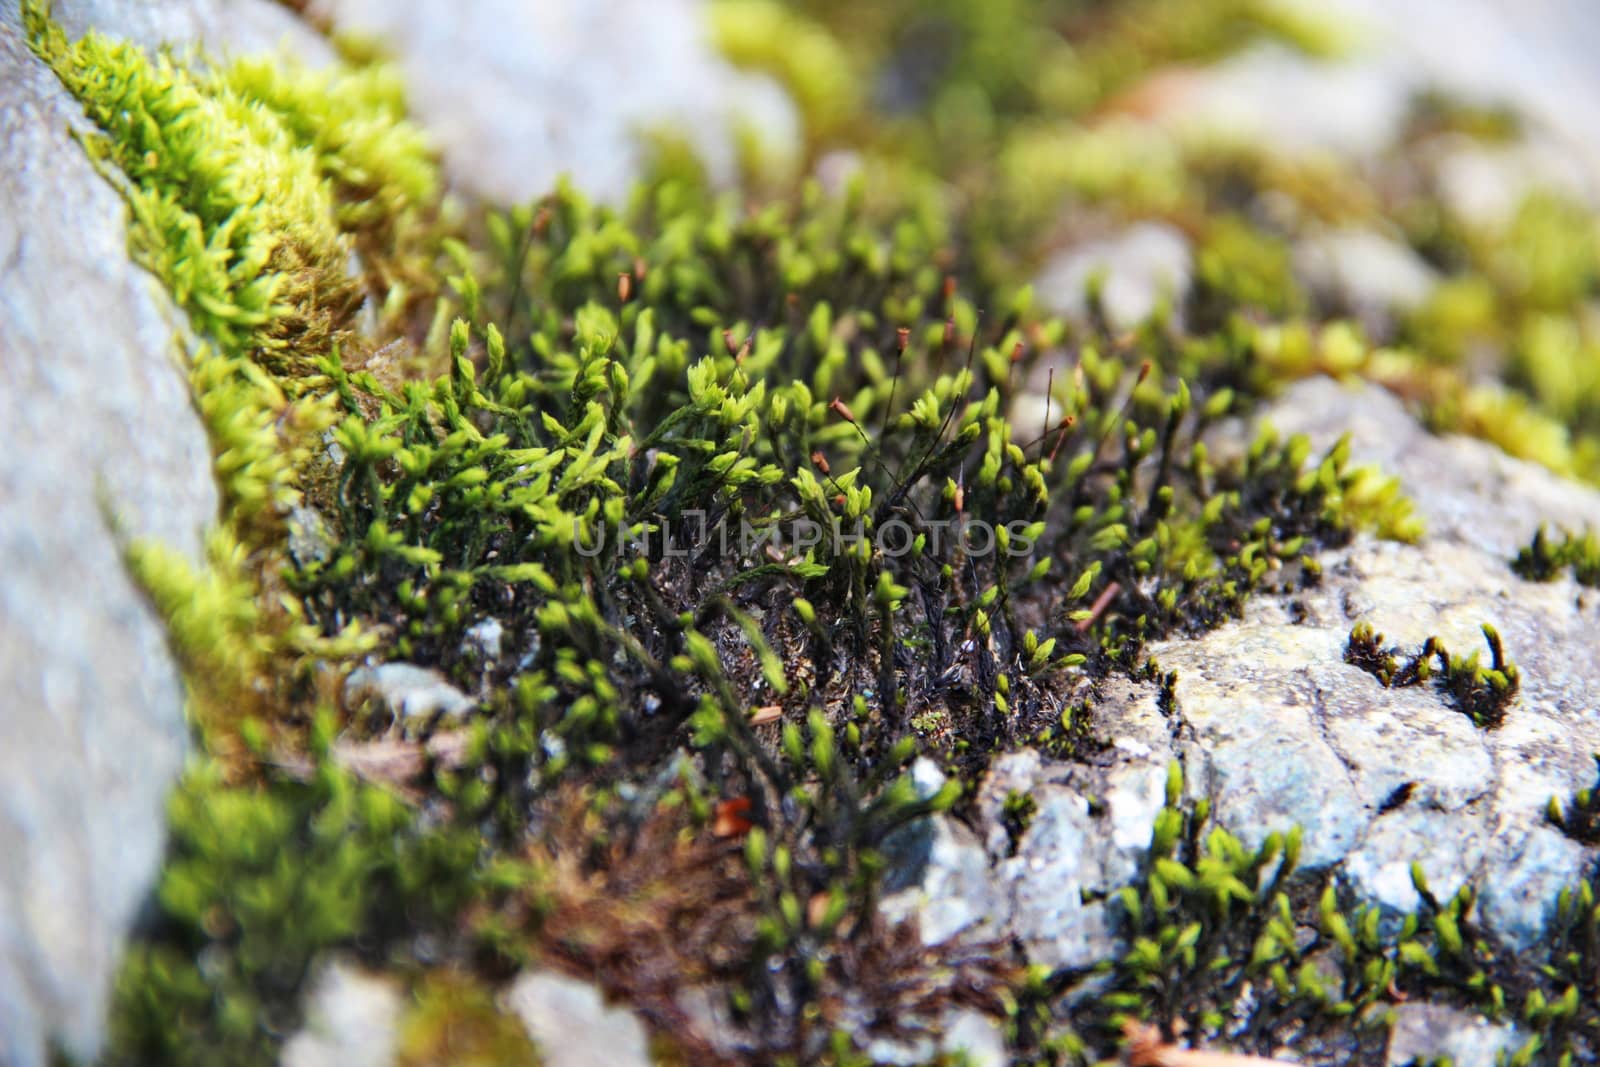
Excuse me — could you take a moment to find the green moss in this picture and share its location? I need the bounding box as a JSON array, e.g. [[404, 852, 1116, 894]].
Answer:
[[1513, 526, 1600, 586], [66, 0, 1600, 1060], [27, 2, 444, 750], [104, 740, 485, 1067], [26, 4, 343, 374], [1344, 622, 1519, 730], [712, 0, 859, 146], [396, 972, 541, 1067], [1547, 755, 1600, 847], [26, 1, 442, 372]]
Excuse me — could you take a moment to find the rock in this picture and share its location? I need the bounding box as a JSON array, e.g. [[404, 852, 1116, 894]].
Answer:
[[305, 0, 799, 206], [1148, 42, 1408, 161], [344, 663, 475, 725], [880, 813, 1007, 947], [287, 506, 334, 567], [939, 1008, 1007, 1067], [964, 378, 1600, 971], [0, 11, 251, 1065], [1293, 228, 1438, 332], [863, 1008, 1007, 1067], [1249, 376, 1600, 557], [1386, 1002, 1524, 1067], [281, 960, 404, 1067], [4, 0, 333, 62], [502, 970, 653, 1067], [978, 751, 1168, 972], [461, 617, 505, 662], [1140, 0, 1600, 183], [1035, 222, 1191, 331], [1430, 137, 1595, 230], [1147, 378, 1600, 952]]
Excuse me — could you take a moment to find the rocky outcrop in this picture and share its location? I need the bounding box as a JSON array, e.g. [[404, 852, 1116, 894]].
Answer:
[[0, 2, 338, 1062], [0, 16, 210, 1067], [305, 0, 798, 206], [890, 377, 1600, 1061]]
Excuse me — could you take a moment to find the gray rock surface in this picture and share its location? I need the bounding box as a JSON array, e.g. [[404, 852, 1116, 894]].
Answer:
[[0, 17, 216, 1067], [1293, 228, 1439, 333], [0, 4, 331, 1063], [1158, 378, 1600, 951], [31, 0, 332, 63], [881, 813, 1007, 947], [1035, 222, 1192, 331], [280, 960, 404, 1067], [344, 662, 475, 726], [979, 749, 1168, 972], [892, 377, 1600, 1012], [1385, 1002, 1525, 1067], [863, 1008, 1007, 1067], [306, 0, 798, 206], [502, 970, 653, 1067], [1153, 0, 1600, 186]]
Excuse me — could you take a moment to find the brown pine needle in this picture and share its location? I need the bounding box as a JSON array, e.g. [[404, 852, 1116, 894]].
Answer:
[[1124, 1022, 1298, 1067]]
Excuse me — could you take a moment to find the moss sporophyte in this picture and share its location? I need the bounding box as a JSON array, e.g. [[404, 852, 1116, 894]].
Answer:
[[23, 0, 1600, 1062]]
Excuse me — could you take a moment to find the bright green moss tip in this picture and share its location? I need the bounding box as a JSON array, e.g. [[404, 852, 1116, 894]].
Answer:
[[24, 0, 440, 377]]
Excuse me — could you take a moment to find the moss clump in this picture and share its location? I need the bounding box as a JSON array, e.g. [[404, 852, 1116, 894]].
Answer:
[[27, 2, 448, 746], [396, 971, 541, 1067], [707, 1, 1600, 488], [27, 6, 343, 374], [1344, 622, 1519, 729], [1436, 624, 1520, 730], [1513, 525, 1600, 586], [1343, 621, 1435, 689], [1005, 765, 1600, 1065], [25, 0, 441, 373], [104, 730, 485, 1067], [1547, 755, 1600, 847]]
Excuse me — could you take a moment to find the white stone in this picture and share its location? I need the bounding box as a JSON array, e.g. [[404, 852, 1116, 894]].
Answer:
[[503, 971, 653, 1067], [281, 960, 404, 1067], [1035, 222, 1191, 331], [307, 0, 799, 206]]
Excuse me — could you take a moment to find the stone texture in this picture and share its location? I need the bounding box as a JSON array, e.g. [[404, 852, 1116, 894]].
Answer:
[[0, 4, 331, 1063], [977, 746, 1168, 973], [894, 377, 1600, 989], [0, 18, 214, 1067], [1035, 222, 1192, 331], [1153, 378, 1600, 952], [503, 970, 653, 1067], [1386, 1002, 1525, 1067], [863, 1008, 1007, 1067], [35, 0, 333, 63], [280, 960, 404, 1067], [1293, 228, 1439, 333], [306, 0, 798, 206], [344, 662, 476, 726], [880, 813, 1007, 947], [1148, 0, 1600, 183]]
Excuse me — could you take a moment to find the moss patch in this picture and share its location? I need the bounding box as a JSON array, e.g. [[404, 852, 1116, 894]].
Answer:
[[26, 0, 1600, 1063]]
